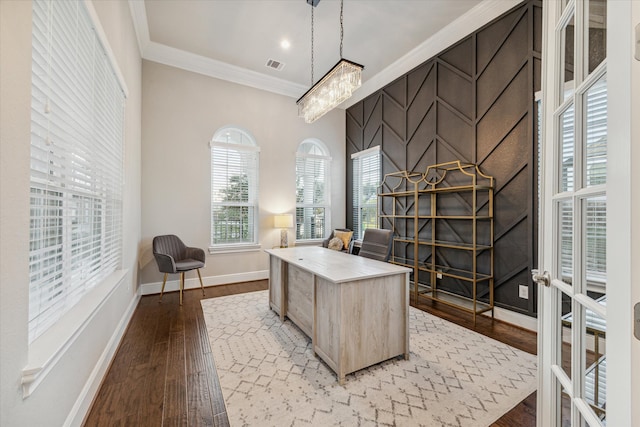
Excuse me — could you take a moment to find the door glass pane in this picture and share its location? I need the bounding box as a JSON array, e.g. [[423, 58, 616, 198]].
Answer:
[[560, 291, 573, 379], [560, 385, 571, 427], [559, 200, 573, 285], [561, 15, 576, 102], [585, 76, 607, 187], [586, 0, 607, 75], [583, 304, 606, 423], [560, 104, 575, 192], [584, 196, 606, 295]]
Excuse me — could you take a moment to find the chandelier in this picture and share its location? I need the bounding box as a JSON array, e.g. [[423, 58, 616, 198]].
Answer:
[[296, 0, 363, 124]]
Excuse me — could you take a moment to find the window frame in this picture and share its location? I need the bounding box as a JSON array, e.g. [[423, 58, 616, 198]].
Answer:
[[209, 126, 261, 253], [28, 0, 126, 344], [295, 139, 331, 242], [351, 146, 381, 240]]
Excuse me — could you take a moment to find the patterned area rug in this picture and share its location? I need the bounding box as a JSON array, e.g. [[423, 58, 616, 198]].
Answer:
[[201, 290, 537, 427]]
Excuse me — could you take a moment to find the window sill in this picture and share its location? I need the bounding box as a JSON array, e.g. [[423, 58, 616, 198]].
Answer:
[[295, 239, 324, 246], [21, 269, 128, 398], [208, 243, 262, 254]]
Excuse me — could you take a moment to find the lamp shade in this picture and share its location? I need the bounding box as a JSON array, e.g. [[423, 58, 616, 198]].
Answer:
[[274, 214, 294, 229]]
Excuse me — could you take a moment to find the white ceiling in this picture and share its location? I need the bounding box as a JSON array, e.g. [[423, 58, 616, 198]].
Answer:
[[129, 0, 521, 107]]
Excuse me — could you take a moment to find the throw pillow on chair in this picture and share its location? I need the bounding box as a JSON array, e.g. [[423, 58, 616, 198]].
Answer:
[[327, 237, 344, 251]]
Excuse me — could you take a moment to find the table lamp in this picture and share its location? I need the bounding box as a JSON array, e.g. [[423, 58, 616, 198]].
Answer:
[[274, 214, 294, 248]]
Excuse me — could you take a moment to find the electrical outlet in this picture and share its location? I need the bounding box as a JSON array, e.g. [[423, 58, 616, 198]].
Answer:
[[519, 284, 529, 299], [436, 270, 443, 279]]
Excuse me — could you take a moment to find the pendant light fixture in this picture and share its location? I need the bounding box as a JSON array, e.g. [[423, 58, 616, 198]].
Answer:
[[296, 0, 363, 124]]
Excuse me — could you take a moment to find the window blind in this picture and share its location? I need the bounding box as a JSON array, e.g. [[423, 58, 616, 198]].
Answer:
[[296, 141, 330, 240], [584, 75, 607, 286], [352, 146, 381, 240], [557, 75, 607, 289], [30, 0, 125, 342], [210, 131, 259, 246]]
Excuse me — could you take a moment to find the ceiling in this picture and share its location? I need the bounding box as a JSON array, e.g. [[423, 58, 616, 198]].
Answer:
[[129, 0, 521, 107]]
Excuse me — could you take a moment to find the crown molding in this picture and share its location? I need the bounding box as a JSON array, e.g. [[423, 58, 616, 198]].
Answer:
[[127, 0, 306, 98], [128, 0, 150, 55], [341, 0, 524, 108], [144, 41, 307, 98], [128, 0, 523, 103]]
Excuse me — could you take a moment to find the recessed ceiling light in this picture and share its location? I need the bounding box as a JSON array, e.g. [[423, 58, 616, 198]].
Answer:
[[280, 39, 291, 50]]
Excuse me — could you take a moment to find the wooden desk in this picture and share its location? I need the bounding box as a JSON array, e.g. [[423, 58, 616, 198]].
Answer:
[[265, 246, 411, 384]]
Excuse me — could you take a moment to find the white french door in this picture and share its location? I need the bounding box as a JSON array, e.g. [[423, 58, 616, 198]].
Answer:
[[537, 1, 639, 426]]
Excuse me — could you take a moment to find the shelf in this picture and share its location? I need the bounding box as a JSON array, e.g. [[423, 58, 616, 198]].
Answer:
[[416, 240, 492, 251], [393, 236, 416, 243], [417, 184, 493, 194], [416, 215, 492, 220], [417, 263, 493, 282], [389, 256, 415, 269], [416, 287, 494, 315], [379, 160, 494, 324], [378, 190, 413, 197]]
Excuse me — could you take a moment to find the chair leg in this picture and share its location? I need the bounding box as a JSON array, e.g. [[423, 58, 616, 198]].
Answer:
[[197, 269, 205, 296], [179, 272, 184, 306], [159, 273, 168, 302]]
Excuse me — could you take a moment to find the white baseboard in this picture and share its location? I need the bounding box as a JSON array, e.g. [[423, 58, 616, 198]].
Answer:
[[482, 306, 538, 333], [65, 288, 141, 427], [140, 270, 269, 295]]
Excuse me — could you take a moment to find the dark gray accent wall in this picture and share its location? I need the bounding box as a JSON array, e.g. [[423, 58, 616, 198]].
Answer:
[[346, 0, 542, 317]]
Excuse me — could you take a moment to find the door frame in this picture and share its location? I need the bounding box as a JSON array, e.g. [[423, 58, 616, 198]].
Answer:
[[537, 1, 639, 426]]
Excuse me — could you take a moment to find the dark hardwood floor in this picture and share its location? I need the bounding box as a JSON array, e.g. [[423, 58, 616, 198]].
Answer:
[[84, 281, 538, 426]]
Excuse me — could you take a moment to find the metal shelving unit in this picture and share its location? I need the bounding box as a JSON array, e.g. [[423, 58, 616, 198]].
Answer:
[[379, 161, 494, 324]]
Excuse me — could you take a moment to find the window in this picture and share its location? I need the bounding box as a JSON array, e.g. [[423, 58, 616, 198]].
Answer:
[[29, 0, 125, 342], [295, 140, 331, 240], [352, 146, 381, 240], [557, 75, 607, 290], [210, 127, 260, 249]]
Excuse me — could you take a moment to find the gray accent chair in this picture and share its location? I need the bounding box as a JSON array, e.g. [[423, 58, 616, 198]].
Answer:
[[322, 228, 354, 253], [153, 234, 206, 305], [358, 228, 393, 262]]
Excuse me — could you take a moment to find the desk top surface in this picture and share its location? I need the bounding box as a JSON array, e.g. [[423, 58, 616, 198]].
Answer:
[[265, 246, 410, 283]]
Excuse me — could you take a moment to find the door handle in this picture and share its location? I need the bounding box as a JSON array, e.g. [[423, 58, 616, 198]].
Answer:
[[531, 269, 551, 287]]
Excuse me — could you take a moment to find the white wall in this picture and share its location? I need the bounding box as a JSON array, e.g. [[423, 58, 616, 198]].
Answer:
[[0, 1, 141, 426], [139, 60, 346, 288]]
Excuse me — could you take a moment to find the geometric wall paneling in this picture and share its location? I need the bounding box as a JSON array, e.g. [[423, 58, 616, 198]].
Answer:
[[439, 36, 474, 77], [493, 219, 531, 308], [476, 16, 528, 114], [436, 61, 473, 120], [363, 92, 381, 127], [477, 112, 529, 167], [435, 104, 474, 161], [406, 138, 435, 178], [476, 67, 529, 152], [346, 0, 542, 316], [383, 77, 407, 108], [363, 96, 383, 150], [382, 94, 406, 142], [493, 166, 529, 238], [476, 6, 526, 72], [407, 61, 434, 105], [407, 66, 436, 142]]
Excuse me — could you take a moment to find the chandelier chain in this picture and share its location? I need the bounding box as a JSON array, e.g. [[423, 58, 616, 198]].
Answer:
[[311, 6, 314, 85], [339, 0, 344, 58]]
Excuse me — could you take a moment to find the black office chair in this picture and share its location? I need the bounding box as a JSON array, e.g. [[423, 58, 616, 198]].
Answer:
[[153, 234, 206, 305], [358, 228, 393, 262]]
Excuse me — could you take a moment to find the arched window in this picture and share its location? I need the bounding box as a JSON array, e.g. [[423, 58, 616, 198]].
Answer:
[[210, 126, 260, 249], [295, 139, 331, 240]]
